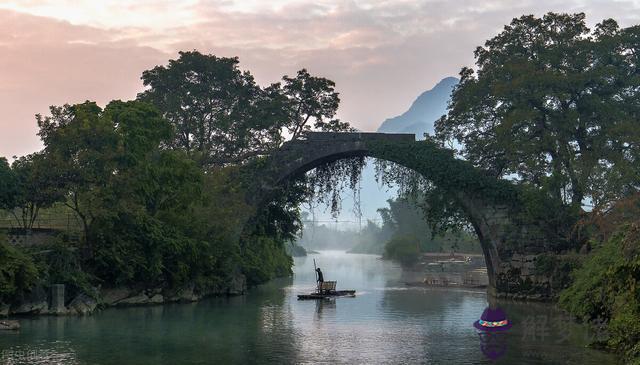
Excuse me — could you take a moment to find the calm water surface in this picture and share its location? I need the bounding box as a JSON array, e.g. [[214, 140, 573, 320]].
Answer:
[[0, 251, 616, 364]]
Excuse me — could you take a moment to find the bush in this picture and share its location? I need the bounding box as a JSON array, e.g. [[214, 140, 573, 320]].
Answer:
[[241, 235, 292, 286], [0, 238, 39, 303], [534, 253, 582, 293], [30, 238, 95, 299], [383, 235, 421, 265], [559, 223, 640, 362]]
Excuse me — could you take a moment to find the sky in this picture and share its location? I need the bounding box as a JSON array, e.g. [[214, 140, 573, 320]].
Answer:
[[3, 0, 640, 160]]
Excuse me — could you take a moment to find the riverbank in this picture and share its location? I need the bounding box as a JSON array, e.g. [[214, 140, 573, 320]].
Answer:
[[0, 272, 247, 317]]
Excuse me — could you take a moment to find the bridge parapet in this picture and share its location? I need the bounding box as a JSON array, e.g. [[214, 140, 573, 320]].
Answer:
[[302, 132, 415, 142]]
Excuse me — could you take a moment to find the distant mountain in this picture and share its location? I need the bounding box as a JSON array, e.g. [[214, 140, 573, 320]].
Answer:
[[377, 76, 458, 138]]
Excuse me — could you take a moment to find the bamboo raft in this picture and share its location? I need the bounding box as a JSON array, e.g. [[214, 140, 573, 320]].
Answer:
[[297, 281, 356, 300]]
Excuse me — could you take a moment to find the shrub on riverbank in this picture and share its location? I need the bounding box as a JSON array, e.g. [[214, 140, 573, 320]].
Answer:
[[0, 238, 39, 304], [559, 222, 640, 362]]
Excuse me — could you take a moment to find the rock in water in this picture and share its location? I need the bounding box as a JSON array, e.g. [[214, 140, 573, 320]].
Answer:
[[0, 320, 20, 330]]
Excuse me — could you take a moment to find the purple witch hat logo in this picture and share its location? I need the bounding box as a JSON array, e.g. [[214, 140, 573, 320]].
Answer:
[[474, 307, 511, 360]]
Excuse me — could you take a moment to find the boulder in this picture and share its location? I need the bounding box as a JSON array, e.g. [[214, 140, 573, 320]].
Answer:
[[149, 294, 164, 304], [12, 301, 48, 315], [68, 294, 97, 315], [0, 320, 20, 330], [12, 285, 49, 314], [167, 285, 199, 302], [101, 288, 132, 305], [117, 293, 151, 305]]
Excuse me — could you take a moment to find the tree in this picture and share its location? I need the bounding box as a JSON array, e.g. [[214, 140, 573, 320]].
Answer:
[[0, 157, 19, 212], [35, 100, 194, 246], [138, 51, 288, 167], [138, 51, 352, 168], [436, 13, 640, 209], [281, 68, 350, 140], [10, 153, 64, 230], [36, 101, 120, 243]]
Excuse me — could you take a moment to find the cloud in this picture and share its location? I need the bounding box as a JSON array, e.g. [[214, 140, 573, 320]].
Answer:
[[3, 0, 640, 159], [0, 9, 168, 158]]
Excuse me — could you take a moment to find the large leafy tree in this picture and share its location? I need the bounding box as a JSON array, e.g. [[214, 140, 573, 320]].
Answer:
[[436, 13, 640, 209], [138, 51, 286, 167], [36, 100, 212, 287], [138, 51, 351, 168], [36, 101, 201, 247], [37, 101, 121, 240], [281, 68, 350, 140]]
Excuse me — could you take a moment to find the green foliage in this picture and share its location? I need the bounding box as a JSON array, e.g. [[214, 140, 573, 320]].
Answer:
[[437, 12, 640, 209], [30, 239, 95, 299], [9, 153, 65, 230], [533, 253, 581, 293], [368, 139, 519, 208], [559, 223, 640, 362], [369, 138, 577, 253], [0, 50, 361, 303], [282, 68, 350, 139], [239, 179, 301, 285], [241, 235, 292, 286], [0, 158, 19, 211], [369, 139, 512, 228], [378, 196, 481, 264], [138, 51, 284, 167], [383, 235, 421, 265], [138, 51, 350, 168], [0, 239, 39, 303]]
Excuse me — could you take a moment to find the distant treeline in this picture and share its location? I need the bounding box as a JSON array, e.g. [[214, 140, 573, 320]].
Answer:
[[298, 196, 481, 262]]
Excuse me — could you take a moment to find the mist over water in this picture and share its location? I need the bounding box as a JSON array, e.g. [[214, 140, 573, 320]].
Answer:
[[0, 251, 615, 364]]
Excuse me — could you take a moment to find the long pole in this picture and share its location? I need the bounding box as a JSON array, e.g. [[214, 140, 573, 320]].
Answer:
[[313, 258, 318, 293]]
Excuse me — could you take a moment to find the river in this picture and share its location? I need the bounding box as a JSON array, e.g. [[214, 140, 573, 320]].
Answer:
[[0, 251, 616, 364]]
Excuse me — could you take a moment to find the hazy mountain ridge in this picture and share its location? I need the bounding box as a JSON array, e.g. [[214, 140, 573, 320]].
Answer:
[[376, 76, 458, 137]]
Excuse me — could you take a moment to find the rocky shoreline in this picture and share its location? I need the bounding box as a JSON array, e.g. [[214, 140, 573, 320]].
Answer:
[[0, 273, 246, 318]]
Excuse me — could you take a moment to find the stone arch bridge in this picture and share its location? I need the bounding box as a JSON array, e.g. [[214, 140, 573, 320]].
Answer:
[[248, 132, 568, 298]]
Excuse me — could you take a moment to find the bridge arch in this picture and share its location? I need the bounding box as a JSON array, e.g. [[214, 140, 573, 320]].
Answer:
[[248, 132, 560, 298]]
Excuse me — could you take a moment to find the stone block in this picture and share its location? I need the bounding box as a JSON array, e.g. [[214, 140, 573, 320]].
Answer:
[[50, 284, 65, 313]]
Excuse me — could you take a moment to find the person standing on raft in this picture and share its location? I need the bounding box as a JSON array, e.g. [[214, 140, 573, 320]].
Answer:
[[316, 267, 324, 293]]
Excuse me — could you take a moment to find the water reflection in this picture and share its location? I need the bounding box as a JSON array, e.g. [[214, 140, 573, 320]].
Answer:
[[0, 251, 617, 364]]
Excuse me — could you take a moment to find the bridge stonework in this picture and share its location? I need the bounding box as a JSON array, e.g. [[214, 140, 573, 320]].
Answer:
[[249, 132, 564, 299]]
